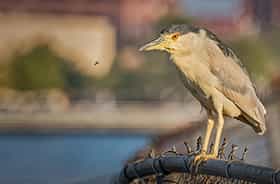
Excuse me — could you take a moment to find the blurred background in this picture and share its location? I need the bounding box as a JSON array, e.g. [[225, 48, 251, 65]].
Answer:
[[0, 0, 280, 183]]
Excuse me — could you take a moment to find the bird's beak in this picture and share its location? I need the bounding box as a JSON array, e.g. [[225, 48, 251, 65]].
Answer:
[[139, 37, 164, 51]]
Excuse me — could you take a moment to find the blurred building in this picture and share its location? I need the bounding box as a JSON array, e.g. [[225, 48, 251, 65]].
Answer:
[[271, 0, 280, 26], [243, 0, 280, 30], [182, 0, 257, 38], [119, 0, 177, 40], [0, 0, 178, 80], [0, 0, 118, 78], [182, 0, 280, 37], [0, 13, 116, 78], [0, 0, 177, 41]]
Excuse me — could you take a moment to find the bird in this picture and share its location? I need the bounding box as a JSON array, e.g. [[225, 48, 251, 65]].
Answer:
[[139, 24, 266, 163]]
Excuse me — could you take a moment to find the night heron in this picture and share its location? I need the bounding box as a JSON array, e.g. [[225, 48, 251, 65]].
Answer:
[[139, 24, 266, 163]]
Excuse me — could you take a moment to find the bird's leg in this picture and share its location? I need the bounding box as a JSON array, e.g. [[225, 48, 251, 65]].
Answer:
[[201, 116, 214, 153], [191, 115, 215, 172], [212, 110, 224, 157], [191, 108, 224, 172]]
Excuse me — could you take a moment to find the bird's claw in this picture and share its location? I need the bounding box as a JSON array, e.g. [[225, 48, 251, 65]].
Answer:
[[190, 152, 217, 174]]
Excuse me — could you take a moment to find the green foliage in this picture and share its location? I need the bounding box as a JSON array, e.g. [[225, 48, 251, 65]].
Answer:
[[230, 37, 275, 79], [262, 27, 280, 59], [7, 46, 90, 92], [8, 46, 65, 90], [90, 53, 185, 101], [4, 45, 183, 101]]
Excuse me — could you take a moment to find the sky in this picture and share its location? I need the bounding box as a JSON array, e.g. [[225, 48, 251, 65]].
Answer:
[[180, 0, 243, 18]]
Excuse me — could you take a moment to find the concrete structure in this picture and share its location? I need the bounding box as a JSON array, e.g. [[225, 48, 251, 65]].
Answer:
[[0, 13, 116, 77]]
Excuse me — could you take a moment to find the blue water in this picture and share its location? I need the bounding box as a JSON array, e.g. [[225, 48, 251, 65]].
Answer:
[[0, 133, 150, 184]]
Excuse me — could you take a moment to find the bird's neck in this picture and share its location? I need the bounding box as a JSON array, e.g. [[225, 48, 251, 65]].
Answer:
[[170, 52, 205, 67], [170, 51, 211, 82], [170, 54, 198, 81]]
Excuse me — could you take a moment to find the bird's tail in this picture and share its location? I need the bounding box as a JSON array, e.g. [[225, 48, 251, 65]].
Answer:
[[238, 99, 266, 135]]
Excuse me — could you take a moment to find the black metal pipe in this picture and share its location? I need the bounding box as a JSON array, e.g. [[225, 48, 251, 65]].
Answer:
[[114, 154, 280, 184]]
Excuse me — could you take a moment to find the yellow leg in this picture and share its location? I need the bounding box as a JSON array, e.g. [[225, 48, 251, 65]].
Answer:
[[212, 110, 224, 156], [201, 116, 214, 153], [191, 115, 216, 172], [191, 97, 225, 173], [191, 110, 225, 172]]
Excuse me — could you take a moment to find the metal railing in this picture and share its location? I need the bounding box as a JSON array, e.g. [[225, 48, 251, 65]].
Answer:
[[114, 138, 279, 184], [115, 153, 279, 184]]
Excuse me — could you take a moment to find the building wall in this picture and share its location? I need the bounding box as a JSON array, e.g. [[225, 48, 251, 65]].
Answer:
[[193, 0, 258, 38], [119, 0, 176, 39], [0, 13, 116, 78], [0, 0, 177, 41], [272, 0, 280, 26]]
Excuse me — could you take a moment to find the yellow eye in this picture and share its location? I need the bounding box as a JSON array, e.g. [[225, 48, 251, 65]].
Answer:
[[171, 33, 180, 40]]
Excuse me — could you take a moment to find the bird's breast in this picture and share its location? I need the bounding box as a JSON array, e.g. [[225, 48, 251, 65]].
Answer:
[[172, 55, 215, 110]]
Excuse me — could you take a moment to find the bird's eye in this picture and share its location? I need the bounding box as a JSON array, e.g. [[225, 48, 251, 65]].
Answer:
[[171, 33, 180, 40]]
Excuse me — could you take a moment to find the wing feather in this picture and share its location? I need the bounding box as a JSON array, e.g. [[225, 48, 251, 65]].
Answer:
[[207, 42, 266, 134]]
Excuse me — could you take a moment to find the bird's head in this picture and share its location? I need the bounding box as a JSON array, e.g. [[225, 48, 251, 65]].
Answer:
[[139, 24, 201, 55]]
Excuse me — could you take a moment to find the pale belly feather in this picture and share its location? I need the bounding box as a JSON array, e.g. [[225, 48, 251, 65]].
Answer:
[[173, 58, 241, 118], [175, 64, 214, 110]]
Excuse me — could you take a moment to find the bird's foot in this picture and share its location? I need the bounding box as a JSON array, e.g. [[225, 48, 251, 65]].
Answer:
[[190, 151, 217, 174]]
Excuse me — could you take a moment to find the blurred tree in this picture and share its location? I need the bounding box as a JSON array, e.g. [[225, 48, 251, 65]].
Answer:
[[263, 27, 280, 59], [230, 37, 276, 79], [98, 53, 188, 101], [8, 46, 65, 90], [7, 46, 91, 93]]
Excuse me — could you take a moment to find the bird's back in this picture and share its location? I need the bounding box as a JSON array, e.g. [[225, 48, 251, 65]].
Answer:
[[204, 32, 266, 134]]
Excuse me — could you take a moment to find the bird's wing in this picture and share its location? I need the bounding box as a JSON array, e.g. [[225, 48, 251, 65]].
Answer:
[[203, 28, 250, 75], [209, 51, 266, 134]]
